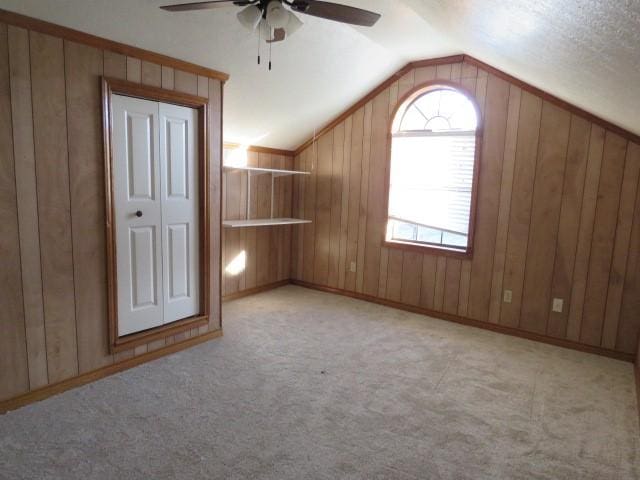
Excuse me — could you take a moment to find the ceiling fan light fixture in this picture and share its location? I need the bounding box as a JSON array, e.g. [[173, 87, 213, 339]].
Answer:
[[266, 0, 290, 28], [285, 11, 303, 36], [237, 5, 262, 30]]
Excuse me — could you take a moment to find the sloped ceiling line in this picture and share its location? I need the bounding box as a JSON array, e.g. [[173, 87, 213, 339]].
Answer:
[[294, 53, 640, 155], [0, 8, 229, 81]]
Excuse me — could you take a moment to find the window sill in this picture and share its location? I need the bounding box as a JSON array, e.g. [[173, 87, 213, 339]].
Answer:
[[383, 240, 473, 259]]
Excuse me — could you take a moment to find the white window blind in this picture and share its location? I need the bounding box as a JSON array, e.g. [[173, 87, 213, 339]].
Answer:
[[389, 133, 476, 237]]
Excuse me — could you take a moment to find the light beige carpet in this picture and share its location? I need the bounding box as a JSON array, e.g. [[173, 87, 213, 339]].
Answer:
[[0, 285, 638, 479]]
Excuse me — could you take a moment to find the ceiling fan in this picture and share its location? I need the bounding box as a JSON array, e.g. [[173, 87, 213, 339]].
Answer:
[[160, 1, 381, 46]]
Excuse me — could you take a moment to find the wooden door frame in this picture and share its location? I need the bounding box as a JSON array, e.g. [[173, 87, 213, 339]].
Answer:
[[102, 77, 210, 353]]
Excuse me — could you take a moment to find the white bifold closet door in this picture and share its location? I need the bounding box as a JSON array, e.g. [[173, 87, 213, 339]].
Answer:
[[112, 95, 199, 337]]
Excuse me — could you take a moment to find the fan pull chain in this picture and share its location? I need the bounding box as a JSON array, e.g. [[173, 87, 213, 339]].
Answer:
[[268, 28, 273, 71], [257, 23, 261, 65]]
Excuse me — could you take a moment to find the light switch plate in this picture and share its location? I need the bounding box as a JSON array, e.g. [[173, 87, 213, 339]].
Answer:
[[503, 290, 512, 303], [350, 261, 357, 273], [552, 298, 563, 313]]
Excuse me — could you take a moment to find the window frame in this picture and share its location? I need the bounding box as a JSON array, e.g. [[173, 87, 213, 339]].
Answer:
[[383, 80, 483, 259]]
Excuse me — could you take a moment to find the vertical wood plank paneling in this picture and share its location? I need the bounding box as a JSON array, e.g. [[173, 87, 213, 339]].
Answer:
[[256, 153, 271, 286], [0, 22, 29, 401], [566, 125, 605, 341], [414, 65, 436, 85], [30, 31, 78, 382], [601, 142, 640, 348], [303, 147, 318, 283], [401, 252, 422, 307], [378, 247, 390, 298], [499, 91, 542, 327], [141, 60, 161, 87], [174, 69, 198, 95], [580, 132, 627, 345], [420, 255, 437, 310], [245, 151, 259, 289], [161, 65, 175, 89], [457, 261, 471, 317], [8, 25, 48, 389], [1, 21, 224, 401], [104, 51, 126, 80], [103, 50, 133, 362], [356, 102, 372, 293], [488, 85, 521, 323], [293, 153, 305, 280], [397, 70, 415, 98], [345, 108, 364, 291], [282, 156, 293, 281], [468, 74, 510, 322], [328, 123, 344, 287], [64, 40, 113, 372], [268, 155, 281, 284], [385, 249, 403, 302], [289, 60, 640, 357], [617, 163, 640, 353], [313, 132, 333, 285], [443, 259, 462, 314], [338, 116, 352, 289], [546, 115, 591, 338], [519, 102, 571, 333], [362, 89, 390, 296], [208, 78, 222, 329], [125, 56, 141, 82], [434, 257, 447, 311]]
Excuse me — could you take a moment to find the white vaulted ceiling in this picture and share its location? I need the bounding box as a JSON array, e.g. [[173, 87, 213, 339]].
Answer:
[[2, 0, 639, 149]]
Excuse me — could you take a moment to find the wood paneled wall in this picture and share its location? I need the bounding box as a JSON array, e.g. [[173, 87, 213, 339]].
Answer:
[[291, 60, 640, 357], [222, 148, 294, 298], [0, 21, 223, 402]]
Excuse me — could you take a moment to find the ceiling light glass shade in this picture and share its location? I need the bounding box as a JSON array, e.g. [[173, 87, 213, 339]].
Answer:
[[285, 12, 303, 36], [237, 5, 262, 30], [266, 0, 290, 28]]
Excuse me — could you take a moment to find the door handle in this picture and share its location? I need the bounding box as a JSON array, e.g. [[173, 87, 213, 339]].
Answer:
[[135, 210, 143, 218]]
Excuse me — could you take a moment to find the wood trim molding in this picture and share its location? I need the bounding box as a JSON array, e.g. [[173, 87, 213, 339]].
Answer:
[[102, 77, 212, 353], [224, 142, 296, 157], [222, 279, 290, 302], [294, 53, 640, 155], [0, 8, 229, 82], [291, 280, 636, 363], [0, 329, 223, 414], [381, 80, 483, 259], [111, 316, 209, 353]]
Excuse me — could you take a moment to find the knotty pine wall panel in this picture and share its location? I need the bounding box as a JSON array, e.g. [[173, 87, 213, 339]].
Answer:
[[0, 21, 223, 402], [221, 147, 294, 298], [291, 60, 640, 357]]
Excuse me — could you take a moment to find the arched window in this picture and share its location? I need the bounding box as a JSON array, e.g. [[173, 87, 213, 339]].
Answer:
[[386, 84, 481, 256]]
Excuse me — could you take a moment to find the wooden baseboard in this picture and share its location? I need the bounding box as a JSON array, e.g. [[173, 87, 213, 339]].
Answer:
[[291, 280, 635, 363], [0, 329, 223, 414], [222, 280, 290, 302]]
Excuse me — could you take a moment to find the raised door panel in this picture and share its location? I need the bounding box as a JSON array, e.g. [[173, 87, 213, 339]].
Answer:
[[159, 103, 199, 323], [112, 94, 164, 336]]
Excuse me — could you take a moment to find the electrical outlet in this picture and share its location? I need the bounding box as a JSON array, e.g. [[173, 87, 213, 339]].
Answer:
[[552, 298, 563, 313], [350, 261, 357, 273], [503, 290, 512, 303]]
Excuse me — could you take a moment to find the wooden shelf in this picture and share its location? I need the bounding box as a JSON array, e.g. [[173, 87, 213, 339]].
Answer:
[[223, 165, 310, 177], [223, 218, 312, 228]]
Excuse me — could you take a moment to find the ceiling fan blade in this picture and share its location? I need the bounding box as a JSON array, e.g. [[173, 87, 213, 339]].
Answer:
[[290, 0, 380, 27], [160, 0, 250, 12]]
